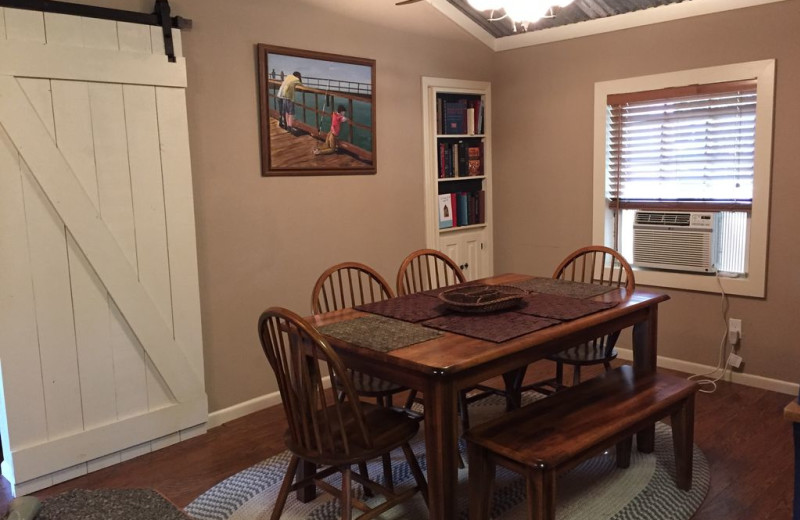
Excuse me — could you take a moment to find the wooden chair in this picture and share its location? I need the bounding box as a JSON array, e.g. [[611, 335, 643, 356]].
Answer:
[[519, 245, 635, 394], [396, 249, 506, 432], [311, 262, 407, 407], [257, 307, 428, 520]]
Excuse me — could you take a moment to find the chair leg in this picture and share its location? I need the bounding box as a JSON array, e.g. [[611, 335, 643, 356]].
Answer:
[[341, 467, 353, 520], [271, 455, 300, 520], [381, 453, 394, 491], [402, 442, 429, 505], [358, 462, 373, 497], [467, 443, 495, 520], [603, 360, 612, 371], [404, 390, 418, 410], [573, 365, 581, 385], [459, 390, 471, 433], [554, 361, 564, 387], [671, 395, 695, 491]]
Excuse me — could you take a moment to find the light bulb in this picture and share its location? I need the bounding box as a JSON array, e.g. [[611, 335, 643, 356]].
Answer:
[[503, 0, 551, 24]]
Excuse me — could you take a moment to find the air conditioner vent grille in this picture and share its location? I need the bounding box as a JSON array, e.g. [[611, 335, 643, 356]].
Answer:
[[634, 211, 691, 226]]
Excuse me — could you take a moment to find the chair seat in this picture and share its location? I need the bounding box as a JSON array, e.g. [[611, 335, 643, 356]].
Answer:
[[548, 345, 618, 366], [285, 402, 420, 466], [346, 369, 407, 396]]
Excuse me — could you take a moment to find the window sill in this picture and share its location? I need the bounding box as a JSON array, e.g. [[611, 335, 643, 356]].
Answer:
[[630, 267, 764, 298]]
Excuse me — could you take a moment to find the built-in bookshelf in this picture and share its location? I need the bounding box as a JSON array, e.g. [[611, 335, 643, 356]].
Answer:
[[422, 77, 493, 280]]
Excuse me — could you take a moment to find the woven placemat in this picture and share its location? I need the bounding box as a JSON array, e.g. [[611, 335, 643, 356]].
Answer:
[[319, 315, 442, 352], [423, 312, 560, 343], [510, 278, 617, 299], [355, 293, 448, 323], [517, 293, 618, 320], [38, 489, 190, 520]]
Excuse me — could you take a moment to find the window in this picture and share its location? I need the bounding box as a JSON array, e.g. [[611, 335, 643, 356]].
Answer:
[[593, 61, 775, 297]]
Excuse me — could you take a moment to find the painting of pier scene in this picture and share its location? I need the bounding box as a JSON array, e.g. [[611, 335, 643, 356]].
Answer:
[[257, 44, 376, 176]]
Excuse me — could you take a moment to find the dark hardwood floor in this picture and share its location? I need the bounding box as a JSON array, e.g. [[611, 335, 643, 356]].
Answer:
[[1, 362, 795, 519]]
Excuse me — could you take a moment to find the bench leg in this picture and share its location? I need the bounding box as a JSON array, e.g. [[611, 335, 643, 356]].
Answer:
[[671, 395, 695, 491], [524, 468, 556, 520], [468, 443, 495, 520], [616, 436, 633, 468]]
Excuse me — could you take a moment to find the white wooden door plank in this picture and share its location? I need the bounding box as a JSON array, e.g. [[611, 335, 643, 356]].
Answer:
[[44, 12, 83, 47], [67, 234, 118, 430], [0, 40, 187, 87], [149, 26, 165, 56], [0, 9, 7, 40], [4, 8, 44, 43], [89, 83, 137, 269], [117, 22, 151, 54], [124, 84, 174, 335], [0, 128, 48, 449], [20, 168, 84, 439], [81, 17, 118, 51], [172, 29, 183, 58], [157, 87, 204, 381], [109, 301, 148, 420], [18, 78, 55, 140], [0, 75, 202, 403], [124, 84, 175, 409], [52, 80, 99, 210]]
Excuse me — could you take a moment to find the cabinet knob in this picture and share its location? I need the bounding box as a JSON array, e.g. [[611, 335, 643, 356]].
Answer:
[[461, 263, 469, 270]]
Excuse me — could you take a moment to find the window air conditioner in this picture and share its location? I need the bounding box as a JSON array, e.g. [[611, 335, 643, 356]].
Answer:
[[633, 211, 718, 274]]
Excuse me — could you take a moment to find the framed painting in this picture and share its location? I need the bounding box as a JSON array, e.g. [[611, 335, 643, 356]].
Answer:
[[257, 44, 377, 176]]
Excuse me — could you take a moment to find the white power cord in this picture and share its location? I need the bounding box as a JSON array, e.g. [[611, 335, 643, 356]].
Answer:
[[687, 274, 732, 393]]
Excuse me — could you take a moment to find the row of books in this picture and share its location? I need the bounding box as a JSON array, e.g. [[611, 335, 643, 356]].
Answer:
[[436, 96, 484, 135], [438, 140, 483, 178], [438, 191, 486, 229]]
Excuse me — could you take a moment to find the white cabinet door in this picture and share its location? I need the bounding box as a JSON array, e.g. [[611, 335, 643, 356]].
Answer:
[[439, 230, 487, 281]]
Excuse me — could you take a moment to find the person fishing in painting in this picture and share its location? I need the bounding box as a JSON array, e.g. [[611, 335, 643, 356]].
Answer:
[[314, 104, 348, 155], [277, 71, 302, 135]]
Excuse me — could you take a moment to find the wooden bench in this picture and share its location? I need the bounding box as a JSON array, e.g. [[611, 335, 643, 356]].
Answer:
[[463, 365, 699, 520]]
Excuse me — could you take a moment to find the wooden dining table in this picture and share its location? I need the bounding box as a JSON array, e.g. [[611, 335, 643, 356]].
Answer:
[[306, 272, 669, 519]]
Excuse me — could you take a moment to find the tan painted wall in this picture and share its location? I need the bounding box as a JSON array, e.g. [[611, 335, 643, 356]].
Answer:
[[491, 1, 800, 383], [65, 0, 798, 412], [67, 0, 495, 411]]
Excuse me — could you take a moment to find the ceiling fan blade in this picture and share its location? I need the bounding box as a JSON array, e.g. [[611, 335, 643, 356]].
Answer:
[[396, 0, 423, 5]]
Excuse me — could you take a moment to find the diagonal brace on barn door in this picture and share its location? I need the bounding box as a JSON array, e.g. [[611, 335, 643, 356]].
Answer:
[[0, 74, 203, 404]]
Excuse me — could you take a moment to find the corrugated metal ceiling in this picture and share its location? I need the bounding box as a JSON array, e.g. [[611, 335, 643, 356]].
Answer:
[[445, 0, 691, 38]]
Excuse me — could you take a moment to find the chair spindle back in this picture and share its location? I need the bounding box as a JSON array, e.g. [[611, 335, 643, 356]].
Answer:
[[311, 262, 394, 314], [553, 245, 635, 293], [396, 249, 466, 296], [258, 307, 371, 456]]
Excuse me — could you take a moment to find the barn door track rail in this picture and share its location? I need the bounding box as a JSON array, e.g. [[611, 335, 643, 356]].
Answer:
[[0, 0, 191, 62]]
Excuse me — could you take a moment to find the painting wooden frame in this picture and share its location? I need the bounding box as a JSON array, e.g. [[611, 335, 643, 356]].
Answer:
[[257, 44, 377, 176]]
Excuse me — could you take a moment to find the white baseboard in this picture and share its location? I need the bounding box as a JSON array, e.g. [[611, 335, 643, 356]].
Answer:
[[616, 348, 799, 396], [207, 376, 332, 430]]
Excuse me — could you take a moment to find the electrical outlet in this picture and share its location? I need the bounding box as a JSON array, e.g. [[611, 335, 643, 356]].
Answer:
[[729, 318, 742, 335]]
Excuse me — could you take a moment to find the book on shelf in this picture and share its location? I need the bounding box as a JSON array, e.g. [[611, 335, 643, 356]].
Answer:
[[457, 193, 469, 227], [438, 194, 453, 229], [444, 98, 467, 134], [466, 107, 475, 135], [467, 143, 482, 176]]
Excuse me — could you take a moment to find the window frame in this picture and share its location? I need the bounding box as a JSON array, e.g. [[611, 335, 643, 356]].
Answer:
[[593, 60, 775, 297]]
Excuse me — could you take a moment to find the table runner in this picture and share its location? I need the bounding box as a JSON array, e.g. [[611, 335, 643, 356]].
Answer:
[[319, 315, 442, 352], [355, 292, 448, 323], [516, 293, 617, 320], [423, 312, 560, 343], [509, 278, 617, 299]]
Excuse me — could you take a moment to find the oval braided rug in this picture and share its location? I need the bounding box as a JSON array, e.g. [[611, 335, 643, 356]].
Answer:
[[186, 395, 709, 520]]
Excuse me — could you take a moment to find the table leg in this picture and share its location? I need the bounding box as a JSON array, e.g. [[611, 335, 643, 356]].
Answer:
[[632, 306, 658, 453], [423, 378, 459, 520]]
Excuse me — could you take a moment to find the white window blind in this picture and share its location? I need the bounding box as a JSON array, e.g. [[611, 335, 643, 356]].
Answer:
[[607, 80, 757, 210]]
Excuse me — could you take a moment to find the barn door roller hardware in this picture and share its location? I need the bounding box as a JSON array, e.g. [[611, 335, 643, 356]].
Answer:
[[0, 0, 191, 62]]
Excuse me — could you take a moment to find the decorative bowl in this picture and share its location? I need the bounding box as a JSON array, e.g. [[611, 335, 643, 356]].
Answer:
[[438, 284, 526, 313]]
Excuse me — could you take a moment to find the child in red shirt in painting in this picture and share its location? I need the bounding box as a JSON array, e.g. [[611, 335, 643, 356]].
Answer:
[[314, 105, 348, 155]]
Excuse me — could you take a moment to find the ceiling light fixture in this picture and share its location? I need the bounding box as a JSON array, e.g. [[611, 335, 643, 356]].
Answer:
[[466, 0, 575, 30]]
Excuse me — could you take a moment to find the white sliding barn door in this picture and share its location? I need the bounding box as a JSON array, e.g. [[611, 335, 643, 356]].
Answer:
[[0, 8, 205, 495]]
